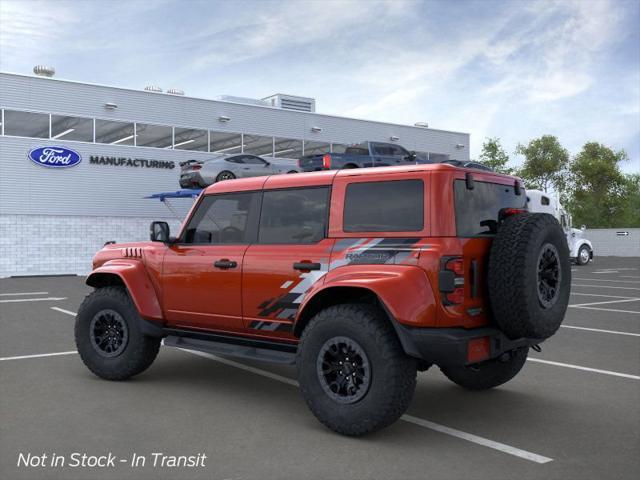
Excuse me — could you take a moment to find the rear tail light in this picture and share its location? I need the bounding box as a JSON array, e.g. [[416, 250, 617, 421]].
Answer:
[[191, 164, 202, 171], [439, 256, 465, 305], [322, 154, 332, 169], [467, 337, 491, 363]]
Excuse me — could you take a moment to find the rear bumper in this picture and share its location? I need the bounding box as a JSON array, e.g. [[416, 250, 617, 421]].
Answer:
[[395, 324, 543, 367], [179, 172, 204, 188]]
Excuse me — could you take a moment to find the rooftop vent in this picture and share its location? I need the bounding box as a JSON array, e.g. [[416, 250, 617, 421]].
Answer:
[[262, 94, 316, 113], [144, 85, 163, 93], [414, 122, 429, 128], [167, 88, 185, 96], [216, 95, 270, 107], [33, 65, 55, 77]]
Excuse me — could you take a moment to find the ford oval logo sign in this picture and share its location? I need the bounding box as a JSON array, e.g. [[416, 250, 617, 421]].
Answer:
[[28, 146, 82, 168]]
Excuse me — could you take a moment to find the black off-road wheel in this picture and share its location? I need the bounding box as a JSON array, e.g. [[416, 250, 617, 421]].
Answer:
[[441, 348, 528, 390], [296, 304, 417, 436], [75, 286, 161, 381], [216, 171, 236, 182], [488, 213, 571, 340]]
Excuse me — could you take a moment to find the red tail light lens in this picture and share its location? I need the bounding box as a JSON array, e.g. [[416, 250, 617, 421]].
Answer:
[[322, 154, 332, 169], [440, 256, 465, 306], [446, 287, 465, 304], [192, 165, 202, 171], [467, 337, 491, 363], [446, 258, 464, 276]]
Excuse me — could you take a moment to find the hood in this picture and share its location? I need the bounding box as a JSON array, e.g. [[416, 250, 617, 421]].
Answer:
[[93, 241, 157, 269]]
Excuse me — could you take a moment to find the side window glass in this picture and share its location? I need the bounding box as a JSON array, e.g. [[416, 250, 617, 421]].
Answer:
[[344, 180, 424, 232], [243, 155, 265, 165], [226, 156, 243, 164], [259, 188, 329, 244], [182, 193, 258, 244]]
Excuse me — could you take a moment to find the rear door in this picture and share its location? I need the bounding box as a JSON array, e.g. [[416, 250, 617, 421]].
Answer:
[[242, 185, 333, 338]]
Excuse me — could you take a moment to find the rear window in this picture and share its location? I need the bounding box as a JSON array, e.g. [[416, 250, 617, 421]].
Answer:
[[454, 180, 526, 236], [344, 180, 424, 232]]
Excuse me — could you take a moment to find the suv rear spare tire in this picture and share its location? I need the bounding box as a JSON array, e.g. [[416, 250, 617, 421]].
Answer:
[[488, 213, 570, 340]]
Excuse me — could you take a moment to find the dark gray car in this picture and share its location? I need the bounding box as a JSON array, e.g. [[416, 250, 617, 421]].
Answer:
[[179, 154, 299, 188]]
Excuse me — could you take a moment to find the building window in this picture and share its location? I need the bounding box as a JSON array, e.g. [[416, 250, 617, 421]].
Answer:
[[331, 143, 348, 154], [344, 180, 424, 232], [304, 141, 331, 156], [3, 110, 49, 138], [273, 137, 303, 159], [174, 127, 208, 151], [210, 131, 243, 154], [95, 119, 135, 145], [51, 114, 94, 142], [244, 134, 274, 156], [135, 123, 173, 148], [258, 187, 329, 244]]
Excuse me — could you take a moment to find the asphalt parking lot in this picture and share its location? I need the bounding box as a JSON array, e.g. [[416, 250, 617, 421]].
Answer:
[[1, 257, 639, 480]]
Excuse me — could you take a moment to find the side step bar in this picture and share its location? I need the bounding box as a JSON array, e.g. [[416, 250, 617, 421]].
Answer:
[[164, 334, 297, 365]]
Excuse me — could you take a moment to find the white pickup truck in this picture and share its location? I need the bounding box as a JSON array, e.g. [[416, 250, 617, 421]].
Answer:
[[527, 190, 594, 265]]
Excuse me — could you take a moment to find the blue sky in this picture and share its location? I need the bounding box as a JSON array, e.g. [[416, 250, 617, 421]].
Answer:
[[1, 0, 638, 171]]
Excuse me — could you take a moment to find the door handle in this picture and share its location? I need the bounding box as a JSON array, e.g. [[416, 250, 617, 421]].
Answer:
[[293, 262, 321, 271], [214, 259, 237, 269]]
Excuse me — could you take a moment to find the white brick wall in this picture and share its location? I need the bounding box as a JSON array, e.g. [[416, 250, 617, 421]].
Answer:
[[0, 214, 183, 277]]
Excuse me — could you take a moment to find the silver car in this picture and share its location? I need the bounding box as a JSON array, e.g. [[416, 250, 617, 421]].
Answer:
[[179, 154, 299, 188]]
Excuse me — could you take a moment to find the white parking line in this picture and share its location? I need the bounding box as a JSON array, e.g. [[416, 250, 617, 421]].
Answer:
[[620, 276, 640, 279], [182, 349, 552, 464], [0, 351, 77, 361], [560, 325, 640, 337], [571, 292, 638, 299], [593, 270, 619, 274], [528, 358, 640, 380], [573, 278, 640, 284], [51, 307, 78, 316], [570, 298, 640, 307], [0, 296, 67, 303], [572, 284, 640, 291], [569, 306, 640, 315], [0, 291, 49, 296]]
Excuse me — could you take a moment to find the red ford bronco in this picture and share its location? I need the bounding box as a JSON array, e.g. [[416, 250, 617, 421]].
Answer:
[[75, 164, 570, 435]]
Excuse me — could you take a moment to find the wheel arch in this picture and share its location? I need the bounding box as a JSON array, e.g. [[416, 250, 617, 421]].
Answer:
[[293, 285, 422, 358], [86, 262, 163, 322]]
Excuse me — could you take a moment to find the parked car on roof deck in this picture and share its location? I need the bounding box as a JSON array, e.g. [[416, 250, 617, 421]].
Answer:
[[179, 154, 298, 188]]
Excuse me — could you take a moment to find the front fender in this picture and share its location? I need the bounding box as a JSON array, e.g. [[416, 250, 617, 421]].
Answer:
[[86, 259, 163, 322], [572, 239, 593, 257], [296, 265, 437, 328]]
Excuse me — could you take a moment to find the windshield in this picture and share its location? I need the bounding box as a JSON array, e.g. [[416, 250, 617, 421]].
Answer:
[[454, 180, 526, 236]]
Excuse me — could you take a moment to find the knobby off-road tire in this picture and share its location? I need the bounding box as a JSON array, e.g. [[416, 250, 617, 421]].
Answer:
[[441, 348, 528, 390], [75, 286, 161, 381], [488, 213, 571, 340], [296, 304, 417, 436]]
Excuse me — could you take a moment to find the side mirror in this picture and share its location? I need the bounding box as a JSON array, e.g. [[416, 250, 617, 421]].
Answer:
[[264, 161, 271, 166], [407, 151, 417, 161], [150, 221, 170, 243]]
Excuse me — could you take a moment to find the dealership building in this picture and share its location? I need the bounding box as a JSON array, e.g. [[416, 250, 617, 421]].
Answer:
[[0, 69, 470, 277]]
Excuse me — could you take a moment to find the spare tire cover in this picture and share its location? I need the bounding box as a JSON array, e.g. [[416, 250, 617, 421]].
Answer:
[[488, 213, 571, 340]]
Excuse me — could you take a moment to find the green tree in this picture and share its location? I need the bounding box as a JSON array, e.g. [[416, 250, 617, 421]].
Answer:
[[618, 174, 640, 227], [479, 137, 513, 174], [515, 135, 569, 192], [566, 142, 631, 228]]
